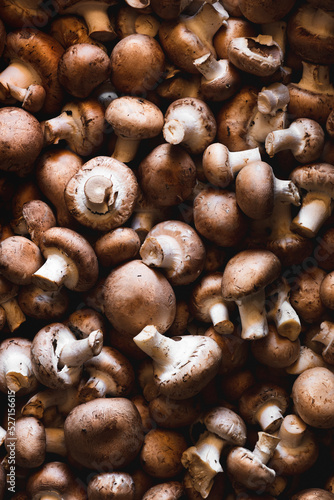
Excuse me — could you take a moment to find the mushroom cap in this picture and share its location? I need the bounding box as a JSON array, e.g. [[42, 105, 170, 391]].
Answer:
[[37, 227, 99, 292], [21, 199, 57, 246], [95, 227, 141, 268], [288, 82, 334, 125], [140, 220, 206, 286], [148, 395, 201, 429], [228, 36, 283, 77], [64, 397, 144, 469], [0, 1, 51, 28], [203, 406, 247, 446], [87, 472, 135, 500], [320, 271, 334, 309], [226, 445, 276, 491], [138, 143, 197, 207], [221, 250, 281, 301], [0, 107, 44, 176], [64, 156, 139, 231], [291, 489, 334, 500], [238, 0, 295, 23], [0, 337, 38, 395], [214, 18, 258, 60], [57, 43, 111, 98], [18, 284, 69, 321], [290, 162, 334, 197], [4, 28, 64, 114], [0, 235, 43, 285], [291, 367, 334, 428], [105, 96, 164, 140], [0, 275, 18, 304], [103, 260, 176, 337], [142, 481, 184, 500], [27, 461, 86, 499], [6, 416, 46, 468], [251, 324, 301, 368], [110, 33, 165, 94], [289, 266, 327, 324]]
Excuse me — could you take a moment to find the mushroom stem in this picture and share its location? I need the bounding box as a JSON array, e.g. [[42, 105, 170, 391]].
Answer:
[[32, 251, 79, 291], [193, 52, 225, 80], [0, 60, 41, 101], [246, 109, 288, 147], [71, 2, 117, 41], [140, 235, 182, 269], [265, 121, 306, 157], [133, 325, 183, 367], [181, 430, 225, 498], [257, 83, 290, 116], [277, 414, 307, 449], [209, 302, 232, 334], [5, 357, 33, 393], [297, 61, 334, 94], [45, 428, 67, 456], [273, 177, 301, 206], [185, 2, 229, 50], [228, 147, 261, 177], [291, 192, 332, 238], [286, 345, 325, 375], [236, 289, 268, 340], [111, 137, 140, 163], [267, 282, 301, 341], [1, 298, 26, 332], [302, 6, 334, 36], [84, 175, 115, 213], [58, 330, 103, 369], [42, 112, 79, 146], [256, 401, 285, 433], [253, 432, 280, 465]]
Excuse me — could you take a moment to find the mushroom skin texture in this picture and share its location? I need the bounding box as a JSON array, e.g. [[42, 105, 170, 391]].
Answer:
[[14, 200, 57, 246], [26, 461, 86, 499], [238, 0, 296, 23], [64, 398, 144, 470], [32, 227, 99, 292], [0, 235, 43, 286], [0, 275, 26, 332], [0, 107, 44, 176], [87, 472, 135, 500], [95, 227, 141, 267], [139, 220, 206, 286], [138, 143, 197, 207], [64, 156, 139, 231], [0, 0, 51, 28], [292, 367, 334, 428], [50, 14, 108, 50], [163, 97, 217, 155], [148, 395, 201, 429], [291, 489, 334, 500], [110, 33, 165, 95], [18, 284, 69, 321], [103, 260, 176, 337], [251, 324, 300, 368], [142, 481, 184, 499], [0, 337, 38, 395]]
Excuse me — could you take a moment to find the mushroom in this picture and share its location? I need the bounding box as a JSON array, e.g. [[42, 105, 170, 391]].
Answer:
[[226, 431, 280, 491], [0, 107, 44, 177], [150, 0, 193, 19], [162, 97, 217, 155], [251, 323, 300, 368], [238, 0, 296, 23], [87, 472, 135, 500], [103, 260, 176, 337], [205, 326, 248, 376], [13, 200, 57, 246], [266, 277, 301, 341], [227, 35, 283, 77], [9, 180, 42, 235], [142, 482, 184, 500], [221, 249, 281, 340], [202, 142, 261, 188], [181, 407, 247, 498], [0, 0, 51, 28], [110, 33, 165, 95], [5, 417, 67, 468], [116, 5, 161, 39], [57, 43, 111, 98], [130, 190, 173, 243], [291, 367, 334, 428], [148, 394, 201, 429], [286, 345, 327, 376], [18, 284, 69, 322], [0, 28, 64, 114], [105, 96, 164, 163], [0, 276, 26, 332], [31, 322, 103, 389], [32, 227, 99, 292], [26, 461, 86, 499], [53, 0, 118, 41], [268, 414, 319, 476], [140, 428, 188, 478], [239, 382, 289, 433], [50, 14, 108, 50], [0, 337, 38, 395], [289, 163, 334, 238], [265, 118, 325, 164], [158, 2, 229, 74], [64, 398, 144, 469], [21, 386, 80, 421], [235, 160, 300, 220], [42, 98, 105, 157], [77, 345, 135, 401], [213, 17, 257, 60], [291, 489, 334, 500], [35, 148, 83, 229], [320, 272, 334, 310], [94, 227, 141, 267], [133, 325, 222, 400], [139, 220, 206, 286], [138, 143, 197, 207], [311, 321, 334, 365], [0, 236, 43, 286], [64, 156, 139, 231], [190, 272, 234, 334]]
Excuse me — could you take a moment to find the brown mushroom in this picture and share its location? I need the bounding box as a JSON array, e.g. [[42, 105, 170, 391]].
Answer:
[[290, 265, 327, 324], [50, 14, 108, 50], [140, 220, 206, 286], [142, 481, 184, 500], [238, 0, 296, 23], [221, 249, 281, 340], [27, 461, 86, 499], [148, 394, 201, 429], [116, 5, 160, 39], [105, 96, 164, 163], [18, 284, 69, 322], [0, 236, 43, 286], [292, 489, 334, 500], [266, 277, 301, 340], [13, 200, 57, 247], [311, 321, 334, 365], [32, 227, 99, 292], [0, 338, 38, 395], [94, 227, 140, 268], [64, 156, 139, 231], [87, 472, 135, 500], [64, 397, 144, 469], [213, 17, 257, 60], [0, 0, 51, 29], [251, 323, 300, 368], [0, 276, 26, 332]]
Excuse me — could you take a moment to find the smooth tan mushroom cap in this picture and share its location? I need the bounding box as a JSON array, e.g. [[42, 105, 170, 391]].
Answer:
[[204, 407, 247, 446], [226, 446, 276, 491], [95, 227, 141, 267], [27, 461, 86, 499], [6, 417, 46, 468], [222, 250, 281, 300], [0, 236, 43, 285], [290, 163, 334, 197]]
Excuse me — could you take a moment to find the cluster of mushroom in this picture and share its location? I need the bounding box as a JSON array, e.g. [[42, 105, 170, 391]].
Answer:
[[0, 0, 334, 498]]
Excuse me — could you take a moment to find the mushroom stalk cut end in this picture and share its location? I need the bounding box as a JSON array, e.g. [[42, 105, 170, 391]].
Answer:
[[58, 330, 103, 368]]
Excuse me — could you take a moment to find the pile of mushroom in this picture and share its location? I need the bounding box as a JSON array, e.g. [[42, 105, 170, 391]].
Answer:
[[1, 0, 334, 498]]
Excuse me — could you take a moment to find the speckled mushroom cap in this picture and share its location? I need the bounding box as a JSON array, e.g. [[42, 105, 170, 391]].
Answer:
[[64, 397, 144, 470], [103, 260, 176, 337], [35, 227, 99, 292], [105, 96, 164, 140], [5, 416, 46, 468], [203, 407, 247, 446], [3, 28, 64, 114], [290, 163, 334, 197], [0, 0, 51, 28], [0, 337, 39, 395], [238, 0, 295, 23], [140, 220, 206, 286], [0, 236, 43, 285], [64, 156, 139, 231], [0, 107, 44, 176], [291, 367, 334, 428], [142, 481, 184, 500], [291, 489, 334, 500], [27, 461, 86, 499], [87, 472, 135, 500], [221, 250, 281, 301]]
